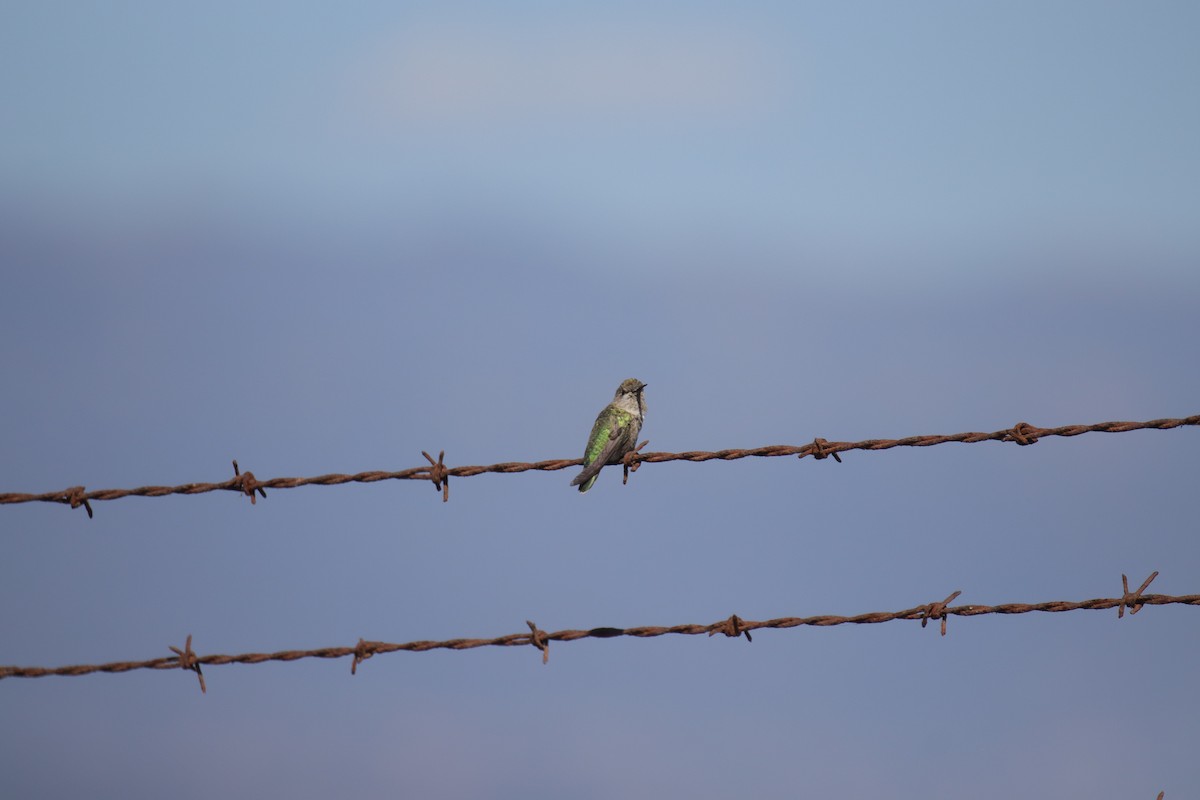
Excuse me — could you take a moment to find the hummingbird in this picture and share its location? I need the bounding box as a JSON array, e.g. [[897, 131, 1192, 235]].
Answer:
[[571, 378, 647, 493]]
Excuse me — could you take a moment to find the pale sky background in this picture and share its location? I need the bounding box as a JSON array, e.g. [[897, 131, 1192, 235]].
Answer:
[[2, 3, 1198, 799]]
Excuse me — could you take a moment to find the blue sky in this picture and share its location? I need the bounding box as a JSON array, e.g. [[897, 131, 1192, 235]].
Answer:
[[2, 3, 1198, 798]]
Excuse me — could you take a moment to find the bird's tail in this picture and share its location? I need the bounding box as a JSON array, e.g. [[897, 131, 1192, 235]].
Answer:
[[571, 460, 603, 493]]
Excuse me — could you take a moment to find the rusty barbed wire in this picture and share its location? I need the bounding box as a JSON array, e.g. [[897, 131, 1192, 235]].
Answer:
[[2, 572, 1194, 690], [1, 415, 1196, 516]]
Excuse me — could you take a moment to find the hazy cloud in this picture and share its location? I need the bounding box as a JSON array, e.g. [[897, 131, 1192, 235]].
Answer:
[[349, 15, 788, 127]]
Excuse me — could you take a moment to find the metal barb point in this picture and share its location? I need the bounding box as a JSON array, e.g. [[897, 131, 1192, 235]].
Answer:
[[809, 437, 843, 463], [622, 440, 649, 485], [64, 486, 94, 519], [526, 620, 549, 665], [421, 451, 450, 502], [231, 460, 266, 505], [169, 634, 206, 694], [1119, 571, 1159, 618], [921, 591, 962, 636], [708, 614, 753, 643], [351, 638, 375, 675]]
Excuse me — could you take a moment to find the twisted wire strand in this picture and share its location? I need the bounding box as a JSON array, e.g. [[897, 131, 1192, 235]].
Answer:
[[2, 415, 1196, 514], [3, 574, 1193, 683]]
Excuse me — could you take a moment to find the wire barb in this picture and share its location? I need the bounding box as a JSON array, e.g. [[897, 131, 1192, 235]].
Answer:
[[169, 634, 206, 694], [422, 451, 450, 502], [921, 591, 963, 636], [1119, 571, 1158, 618], [231, 460, 266, 505], [708, 614, 752, 642], [1004, 422, 1040, 446], [622, 440, 649, 486], [351, 638, 376, 675], [64, 486, 93, 519], [808, 437, 842, 462], [526, 620, 549, 664]]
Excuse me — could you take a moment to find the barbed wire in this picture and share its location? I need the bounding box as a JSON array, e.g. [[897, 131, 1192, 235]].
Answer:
[[2, 572, 1194, 692], [2, 414, 1196, 517]]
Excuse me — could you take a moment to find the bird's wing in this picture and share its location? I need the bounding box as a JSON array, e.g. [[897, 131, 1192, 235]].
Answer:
[[570, 418, 627, 487]]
